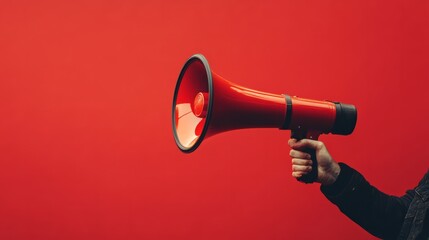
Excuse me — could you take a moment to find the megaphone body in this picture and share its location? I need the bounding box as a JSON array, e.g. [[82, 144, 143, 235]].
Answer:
[[172, 54, 357, 183]]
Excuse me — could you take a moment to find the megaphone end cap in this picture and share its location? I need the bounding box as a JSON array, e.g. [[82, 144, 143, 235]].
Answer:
[[331, 102, 357, 135]]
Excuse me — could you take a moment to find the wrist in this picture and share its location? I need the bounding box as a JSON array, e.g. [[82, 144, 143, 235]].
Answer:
[[321, 161, 341, 186]]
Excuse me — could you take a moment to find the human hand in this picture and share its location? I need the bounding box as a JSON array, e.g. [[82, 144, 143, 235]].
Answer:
[[288, 139, 341, 186]]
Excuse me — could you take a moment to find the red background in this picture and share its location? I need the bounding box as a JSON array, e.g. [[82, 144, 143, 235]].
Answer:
[[1, 1, 428, 239]]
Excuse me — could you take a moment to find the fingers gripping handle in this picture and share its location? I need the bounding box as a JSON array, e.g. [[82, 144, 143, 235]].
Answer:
[[298, 148, 318, 183], [291, 130, 319, 184]]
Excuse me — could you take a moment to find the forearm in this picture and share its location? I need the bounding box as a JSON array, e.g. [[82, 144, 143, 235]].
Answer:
[[321, 163, 410, 239]]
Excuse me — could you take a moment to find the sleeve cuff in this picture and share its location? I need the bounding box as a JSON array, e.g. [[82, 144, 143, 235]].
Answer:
[[320, 162, 357, 198]]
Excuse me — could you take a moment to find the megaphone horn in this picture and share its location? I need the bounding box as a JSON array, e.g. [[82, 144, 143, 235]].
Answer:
[[172, 54, 357, 182]]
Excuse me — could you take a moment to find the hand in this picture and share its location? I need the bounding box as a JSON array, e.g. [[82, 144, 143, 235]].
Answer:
[[288, 139, 341, 186]]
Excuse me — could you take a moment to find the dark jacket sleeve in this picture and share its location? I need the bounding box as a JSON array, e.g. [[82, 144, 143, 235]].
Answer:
[[320, 163, 414, 239]]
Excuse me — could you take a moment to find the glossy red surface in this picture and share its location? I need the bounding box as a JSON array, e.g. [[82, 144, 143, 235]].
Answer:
[[207, 72, 287, 137], [289, 96, 336, 133]]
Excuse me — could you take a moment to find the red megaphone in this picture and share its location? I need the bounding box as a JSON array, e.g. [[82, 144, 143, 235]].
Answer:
[[172, 54, 357, 182]]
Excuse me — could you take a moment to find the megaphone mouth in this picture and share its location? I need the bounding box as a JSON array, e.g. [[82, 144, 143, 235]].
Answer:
[[172, 54, 213, 153]]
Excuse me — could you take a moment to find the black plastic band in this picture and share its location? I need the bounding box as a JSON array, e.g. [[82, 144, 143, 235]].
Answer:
[[329, 101, 357, 135], [281, 94, 292, 129]]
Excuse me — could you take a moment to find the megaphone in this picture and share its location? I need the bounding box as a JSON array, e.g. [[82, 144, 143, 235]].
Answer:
[[172, 54, 357, 183]]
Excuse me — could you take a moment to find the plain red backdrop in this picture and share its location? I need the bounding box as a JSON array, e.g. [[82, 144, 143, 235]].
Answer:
[[1, 0, 428, 239]]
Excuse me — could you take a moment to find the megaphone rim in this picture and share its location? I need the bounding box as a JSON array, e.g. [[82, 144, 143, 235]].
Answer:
[[172, 54, 214, 153]]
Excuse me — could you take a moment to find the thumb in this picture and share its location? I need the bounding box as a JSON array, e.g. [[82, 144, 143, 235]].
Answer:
[[288, 138, 297, 147], [290, 139, 322, 151]]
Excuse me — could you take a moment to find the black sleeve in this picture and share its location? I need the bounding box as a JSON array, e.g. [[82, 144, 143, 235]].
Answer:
[[320, 163, 414, 239]]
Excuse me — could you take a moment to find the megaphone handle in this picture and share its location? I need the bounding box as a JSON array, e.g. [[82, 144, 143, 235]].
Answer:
[[291, 130, 319, 184]]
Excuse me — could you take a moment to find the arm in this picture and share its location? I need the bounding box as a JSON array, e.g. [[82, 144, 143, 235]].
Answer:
[[288, 139, 413, 239]]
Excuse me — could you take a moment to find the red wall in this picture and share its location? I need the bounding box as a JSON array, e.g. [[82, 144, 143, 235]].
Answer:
[[1, 1, 428, 239]]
